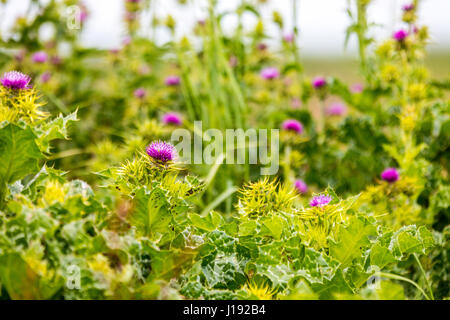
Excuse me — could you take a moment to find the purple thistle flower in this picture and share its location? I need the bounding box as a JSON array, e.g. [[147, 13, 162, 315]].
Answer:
[[146, 141, 176, 163], [381, 168, 399, 183], [291, 97, 302, 108], [283, 32, 295, 43], [125, 11, 138, 21], [351, 83, 364, 93], [294, 180, 308, 194], [14, 50, 25, 62], [282, 119, 303, 134], [162, 112, 182, 126], [402, 3, 415, 11], [229, 55, 238, 67], [326, 103, 347, 116], [122, 36, 132, 46], [40, 72, 51, 83], [32, 51, 48, 63], [393, 29, 408, 41], [310, 195, 332, 207], [1, 71, 31, 90], [260, 67, 280, 80], [312, 76, 326, 89], [257, 43, 267, 51], [134, 87, 146, 98], [165, 75, 181, 86], [50, 55, 62, 65]]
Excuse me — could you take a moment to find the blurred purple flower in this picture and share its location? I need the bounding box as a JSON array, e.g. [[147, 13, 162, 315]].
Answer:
[[312, 76, 326, 88], [162, 112, 182, 126], [1, 71, 31, 90], [165, 75, 180, 86], [50, 55, 62, 65], [229, 55, 238, 67], [295, 180, 308, 194], [310, 195, 332, 207], [381, 168, 399, 183], [351, 83, 364, 93], [40, 72, 51, 83], [32, 51, 48, 63], [393, 29, 408, 41], [402, 3, 415, 11], [146, 141, 176, 163], [257, 43, 267, 51], [14, 50, 25, 62], [122, 36, 132, 46], [283, 32, 295, 43], [260, 67, 279, 80], [138, 64, 151, 75], [134, 88, 146, 98], [291, 97, 302, 108], [326, 103, 347, 116], [282, 119, 303, 134]]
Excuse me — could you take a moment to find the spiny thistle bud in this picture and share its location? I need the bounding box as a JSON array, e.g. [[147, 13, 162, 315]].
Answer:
[[146, 141, 177, 163], [416, 26, 429, 42], [282, 119, 303, 134], [407, 83, 426, 101], [381, 168, 399, 183], [165, 15, 176, 31], [254, 20, 265, 37], [1, 71, 31, 90], [309, 195, 332, 207], [272, 11, 283, 28], [381, 64, 400, 83]]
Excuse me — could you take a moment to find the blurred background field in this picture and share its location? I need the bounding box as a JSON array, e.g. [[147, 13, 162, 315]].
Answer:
[[303, 52, 450, 82]]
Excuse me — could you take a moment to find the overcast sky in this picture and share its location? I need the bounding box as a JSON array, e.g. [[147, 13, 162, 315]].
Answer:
[[2, 0, 450, 57]]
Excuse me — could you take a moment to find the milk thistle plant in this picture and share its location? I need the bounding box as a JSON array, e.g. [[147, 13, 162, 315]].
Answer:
[[0, 0, 447, 301]]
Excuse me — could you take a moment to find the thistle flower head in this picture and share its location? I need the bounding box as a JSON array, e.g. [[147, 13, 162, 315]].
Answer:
[[40, 72, 51, 83], [294, 179, 308, 194], [312, 76, 326, 88], [162, 112, 182, 126], [260, 67, 279, 80], [326, 103, 347, 116], [257, 43, 267, 51], [350, 83, 363, 93], [1, 71, 31, 90], [393, 29, 408, 41], [402, 3, 415, 11], [282, 119, 303, 134], [310, 195, 332, 207], [134, 87, 146, 98], [381, 167, 399, 183], [32, 51, 48, 63], [283, 32, 295, 43], [165, 75, 180, 86], [291, 97, 301, 108], [146, 141, 176, 163]]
